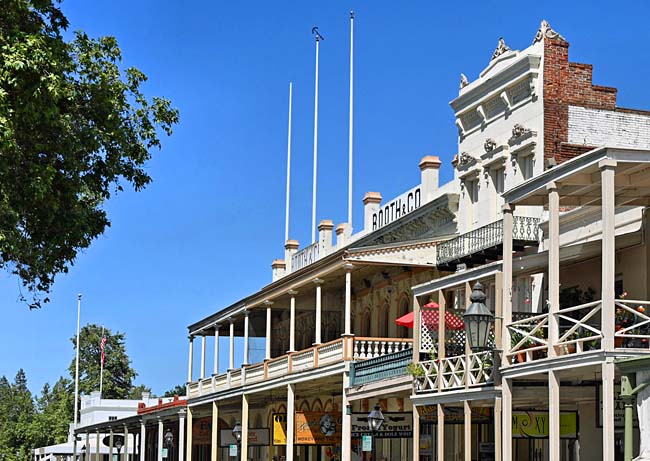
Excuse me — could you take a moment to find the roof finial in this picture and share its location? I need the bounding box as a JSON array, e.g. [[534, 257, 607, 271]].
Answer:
[[459, 73, 469, 89], [491, 37, 511, 61], [532, 19, 565, 44]]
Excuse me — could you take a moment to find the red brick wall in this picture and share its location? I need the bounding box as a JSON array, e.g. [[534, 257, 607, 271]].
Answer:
[[543, 37, 618, 164]]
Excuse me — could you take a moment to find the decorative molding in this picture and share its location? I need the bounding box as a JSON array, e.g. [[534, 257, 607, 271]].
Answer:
[[484, 138, 497, 153], [491, 37, 511, 61], [532, 19, 565, 44], [459, 152, 475, 166], [476, 104, 486, 122], [460, 73, 469, 89], [511, 124, 530, 140], [500, 91, 511, 110]]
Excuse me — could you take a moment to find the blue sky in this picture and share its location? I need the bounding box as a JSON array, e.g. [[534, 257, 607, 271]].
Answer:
[[1, 0, 650, 395]]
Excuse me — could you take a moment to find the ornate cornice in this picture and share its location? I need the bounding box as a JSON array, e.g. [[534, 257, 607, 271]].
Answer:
[[532, 19, 565, 44]]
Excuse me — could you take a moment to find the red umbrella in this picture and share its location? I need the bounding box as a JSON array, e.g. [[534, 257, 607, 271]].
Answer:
[[395, 301, 465, 330]]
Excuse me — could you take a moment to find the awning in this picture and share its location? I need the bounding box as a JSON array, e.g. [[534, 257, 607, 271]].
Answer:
[[395, 302, 465, 330]]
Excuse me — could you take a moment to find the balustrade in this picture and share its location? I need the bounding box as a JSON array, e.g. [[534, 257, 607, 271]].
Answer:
[[353, 338, 412, 359]]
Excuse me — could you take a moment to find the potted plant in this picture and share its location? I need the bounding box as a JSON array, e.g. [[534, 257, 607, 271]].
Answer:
[[510, 331, 532, 363]]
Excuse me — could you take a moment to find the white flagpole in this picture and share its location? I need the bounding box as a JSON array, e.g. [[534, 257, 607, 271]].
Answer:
[[99, 325, 104, 399], [347, 11, 355, 231], [285, 82, 293, 243], [73, 293, 81, 460], [311, 27, 323, 244]]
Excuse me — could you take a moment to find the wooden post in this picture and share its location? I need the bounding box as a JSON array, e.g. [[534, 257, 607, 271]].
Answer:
[[494, 397, 502, 461], [548, 183, 560, 358], [213, 324, 220, 375], [200, 335, 206, 379], [288, 290, 298, 352], [187, 337, 194, 383], [437, 404, 445, 461], [186, 407, 193, 461], [211, 403, 218, 461], [502, 378, 512, 461], [601, 160, 617, 351], [314, 278, 323, 344], [437, 291, 446, 392], [463, 401, 471, 461], [502, 205, 514, 365], [287, 384, 295, 461], [602, 362, 616, 461], [412, 405, 420, 461], [344, 263, 354, 336], [178, 412, 185, 461], [241, 395, 249, 460], [549, 370, 560, 461]]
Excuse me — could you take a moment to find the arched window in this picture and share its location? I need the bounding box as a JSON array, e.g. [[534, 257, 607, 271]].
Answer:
[[362, 309, 372, 337], [379, 302, 390, 337]]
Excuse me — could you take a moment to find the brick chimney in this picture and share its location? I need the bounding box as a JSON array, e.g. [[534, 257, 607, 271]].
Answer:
[[318, 220, 334, 255], [271, 259, 286, 281], [284, 239, 299, 272], [419, 155, 442, 203], [363, 192, 382, 233]]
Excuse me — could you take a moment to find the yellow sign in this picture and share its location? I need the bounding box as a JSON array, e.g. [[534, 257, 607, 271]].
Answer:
[[512, 411, 578, 439], [273, 414, 287, 445], [295, 411, 342, 445]]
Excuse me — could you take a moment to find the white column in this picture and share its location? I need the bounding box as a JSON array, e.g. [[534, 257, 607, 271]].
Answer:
[[139, 423, 145, 461], [549, 370, 560, 461], [96, 429, 101, 461], [243, 311, 250, 366], [341, 372, 351, 459], [464, 401, 471, 461], [213, 325, 220, 375], [502, 205, 513, 363], [288, 290, 297, 353], [602, 361, 616, 461], [228, 319, 235, 370], [264, 301, 273, 360], [186, 407, 193, 461], [548, 184, 560, 358], [437, 404, 444, 461], [241, 395, 249, 460], [200, 335, 206, 380], [123, 427, 128, 461], [601, 160, 617, 351], [157, 419, 163, 461], [494, 397, 502, 461], [412, 404, 420, 461], [344, 263, 353, 336], [314, 278, 323, 345], [211, 403, 219, 461], [502, 378, 512, 461], [178, 411, 185, 461], [287, 384, 296, 461], [187, 337, 194, 383]]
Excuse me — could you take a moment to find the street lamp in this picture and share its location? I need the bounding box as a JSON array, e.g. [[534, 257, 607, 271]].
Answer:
[[367, 404, 384, 460], [114, 438, 123, 461], [232, 422, 242, 461], [80, 445, 86, 461], [164, 428, 173, 460], [463, 282, 495, 352]]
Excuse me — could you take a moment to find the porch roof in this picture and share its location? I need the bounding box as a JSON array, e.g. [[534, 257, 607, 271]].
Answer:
[[503, 146, 650, 206]]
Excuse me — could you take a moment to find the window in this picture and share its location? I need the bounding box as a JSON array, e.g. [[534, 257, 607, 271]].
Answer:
[[492, 167, 505, 219], [398, 298, 410, 338], [109, 416, 117, 421]]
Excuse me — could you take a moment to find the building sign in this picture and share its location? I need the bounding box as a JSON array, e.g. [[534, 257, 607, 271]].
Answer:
[[372, 186, 422, 231], [512, 411, 578, 439], [361, 435, 372, 452], [295, 411, 342, 445], [351, 412, 413, 438], [192, 417, 212, 445], [417, 405, 492, 424], [273, 414, 287, 445], [291, 242, 319, 272], [219, 429, 269, 447], [598, 383, 638, 427], [228, 445, 237, 456]]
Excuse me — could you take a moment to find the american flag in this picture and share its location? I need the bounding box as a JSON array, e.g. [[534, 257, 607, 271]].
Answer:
[[100, 335, 107, 365]]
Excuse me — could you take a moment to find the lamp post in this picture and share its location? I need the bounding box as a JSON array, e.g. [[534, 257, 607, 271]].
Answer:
[[367, 404, 384, 461], [463, 282, 495, 352], [232, 421, 242, 461], [80, 445, 86, 461]]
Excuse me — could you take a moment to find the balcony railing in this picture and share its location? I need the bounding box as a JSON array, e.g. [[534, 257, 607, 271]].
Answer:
[[504, 299, 650, 365], [437, 216, 540, 267], [187, 337, 412, 399], [415, 350, 494, 393], [350, 348, 413, 386]]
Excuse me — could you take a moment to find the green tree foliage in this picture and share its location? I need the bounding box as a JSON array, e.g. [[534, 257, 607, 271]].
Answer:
[[162, 384, 186, 398], [31, 377, 73, 447], [0, 370, 36, 461], [0, 0, 179, 307], [127, 384, 152, 399], [69, 324, 137, 399]]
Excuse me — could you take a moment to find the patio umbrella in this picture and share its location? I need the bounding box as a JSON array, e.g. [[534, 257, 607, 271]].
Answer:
[[394, 301, 465, 330]]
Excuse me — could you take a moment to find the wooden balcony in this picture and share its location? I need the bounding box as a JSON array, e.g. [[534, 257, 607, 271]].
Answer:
[[505, 298, 650, 366], [414, 350, 494, 393], [187, 337, 412, 399]]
